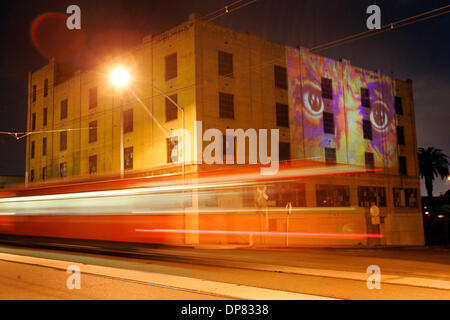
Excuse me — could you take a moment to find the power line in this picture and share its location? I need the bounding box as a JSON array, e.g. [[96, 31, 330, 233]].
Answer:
[[202, 0, 259, 22], [310, 4, 450, 52]]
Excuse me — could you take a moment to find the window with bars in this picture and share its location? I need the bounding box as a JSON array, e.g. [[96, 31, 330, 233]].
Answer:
[[89, 155, 97, 175], [323, 112, 335, 134], [271, 183, 306, 207], [361, 88, 371, 108], [219, 92, 234, 119], [316, 184, 350, 207], [60, 131, 67, 151], [124, 109, 133, 133], [358, 186, 386, 207], [274, 65, 287, 89], [276, 104, 289, 127], [43, 108, 47, 127], [44, 79, 48, 97], [32, 85, 36, 102], [60, 162, 67, 178], [393, 188, 417, 207], [399, 156, 407, 176], [32, 113, 36, 131], [42, 137, 47, 156], [167, 137, 178, 163], [363, 120, 372, 140], [321, 78, 333, 100], [124, 147, 133, 170], [89, 120, 97, 143], [365, 152, 374, 169], [397, 126, 405, 145], [222, 135, 235, 162], [165, 95, 178, 122], [218, 51, 233, 77], [165, 53, 177, 81], [325, 147, 336, 165], [60, 99, 68, 120], [89, 87, 97, 109], [31, 141, 35, 159], [395, 96, 403, 115], [279, 142, 290, 161]]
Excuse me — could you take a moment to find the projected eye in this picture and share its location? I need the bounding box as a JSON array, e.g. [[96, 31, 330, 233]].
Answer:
[[303, 88, 324, 120], [370, 101, 391, 131]]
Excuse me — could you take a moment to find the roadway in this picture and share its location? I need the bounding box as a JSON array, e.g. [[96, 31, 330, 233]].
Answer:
[[0, 243, 449, 300]]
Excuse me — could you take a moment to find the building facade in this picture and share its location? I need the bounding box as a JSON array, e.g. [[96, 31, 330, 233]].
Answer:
[[25, 13, 424, 246]]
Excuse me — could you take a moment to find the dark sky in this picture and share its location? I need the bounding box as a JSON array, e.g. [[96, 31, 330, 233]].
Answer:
[[0, 0, 448, 195]]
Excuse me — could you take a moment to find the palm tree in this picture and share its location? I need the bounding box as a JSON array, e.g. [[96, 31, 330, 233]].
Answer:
[[418, 147, 449, 198]]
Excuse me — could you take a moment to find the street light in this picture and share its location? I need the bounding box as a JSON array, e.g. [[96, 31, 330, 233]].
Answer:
[[109, 67, 185, 179], [110, 67, 130, 178]]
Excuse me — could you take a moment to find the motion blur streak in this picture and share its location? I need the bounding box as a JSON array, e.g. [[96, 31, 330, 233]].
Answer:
[[136, 229, 384, 239]]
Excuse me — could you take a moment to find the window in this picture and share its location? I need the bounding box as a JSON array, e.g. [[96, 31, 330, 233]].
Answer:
[[124, 147, 133, 170], [393, 188, 417, 207], [123, 109, 133, 133], [358, 186, 386, 207], [31, 141, 35, 159], [42, 137, 47, 156], [405, 188, 417, 207], [395, 96, 403, 115], [361, 88, 370, 108], [325, 147, 336, 165], [60, 99, 68, 120], [222, 135, 235, 162], [363, 120, 372, 140], [399, 156, 407, 176], [165, 53, 177, 81], [43, 108, 47, 127], [202, 190, 218, 207], [279, 142, 290, 161], [89, 155, 97, 175], [89, 120, 97, 143], [271, 183, 306, 207], [276, 104, 289, 127], [321, 78, 333, 100], [32, 85, 36, 102], [89, 87, 97, 109], [365, 152, 374, 169], [219, 92, 234, 119], [42, 167, 47, 181], [60, 162, 67, 178], [165, 95, 178, 122], [60, 131, 67, 151], [32, 113, 36, 131], [274, 65, 287, 89], [30, 169, 34, 182], [323, 112, 335, 134], [44, 79, 48, 97], [397, 126, 405, 145], [316, 184, 350, 207], [167, 137, 178, 163], [218, 51, 233, 77]]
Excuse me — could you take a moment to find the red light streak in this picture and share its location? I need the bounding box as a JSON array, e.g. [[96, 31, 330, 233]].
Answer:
[[136, 229, 383, 239]]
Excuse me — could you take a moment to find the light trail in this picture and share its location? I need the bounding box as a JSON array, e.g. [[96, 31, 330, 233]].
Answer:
[[136, 229, 384, 239]]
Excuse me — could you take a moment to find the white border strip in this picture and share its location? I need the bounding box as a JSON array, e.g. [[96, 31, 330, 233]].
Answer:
[[0, 252, 336, 300]]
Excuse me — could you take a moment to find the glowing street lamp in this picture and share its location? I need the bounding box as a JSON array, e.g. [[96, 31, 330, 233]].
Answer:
[[110, 67, 130, 88], [110, 67, 131, 178]]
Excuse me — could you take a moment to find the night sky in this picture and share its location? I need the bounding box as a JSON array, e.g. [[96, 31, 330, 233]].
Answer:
[[0, 0, 448, 195]]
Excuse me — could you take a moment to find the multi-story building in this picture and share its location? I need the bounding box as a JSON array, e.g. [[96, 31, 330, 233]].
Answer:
[[25, 13, 423, 246]]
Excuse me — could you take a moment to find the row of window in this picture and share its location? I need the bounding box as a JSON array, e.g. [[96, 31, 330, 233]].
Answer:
[[241, 183, 417, 208]]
